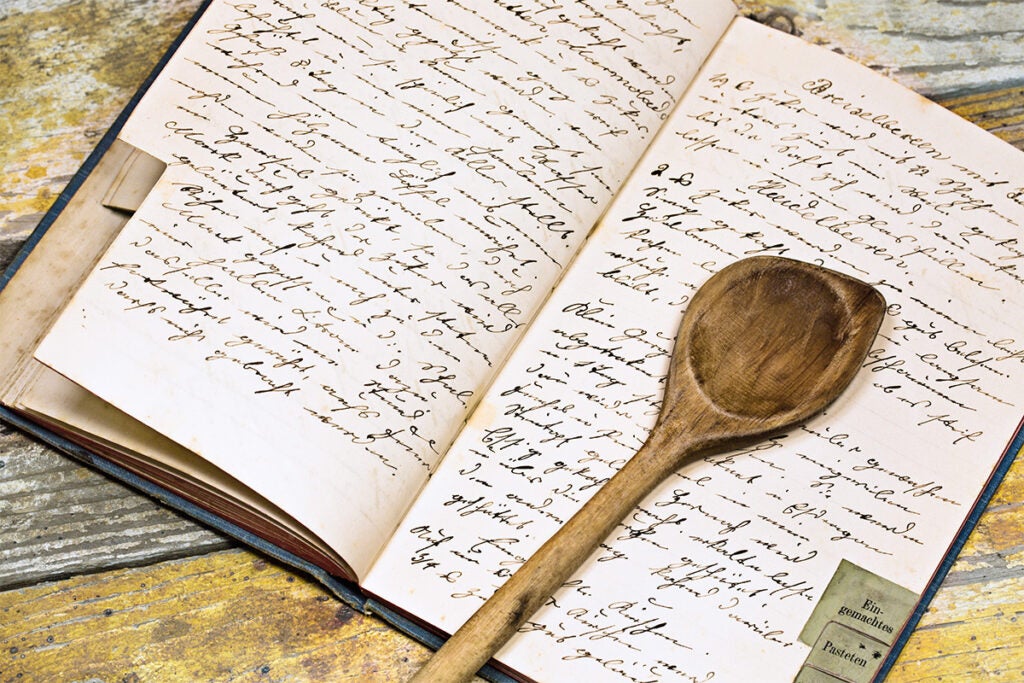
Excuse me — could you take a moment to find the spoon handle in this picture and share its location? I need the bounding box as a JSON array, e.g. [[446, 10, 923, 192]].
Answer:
[[408, 431, 691, 683]]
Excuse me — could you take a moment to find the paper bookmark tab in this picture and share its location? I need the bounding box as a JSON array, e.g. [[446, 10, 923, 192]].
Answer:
[[101, 143, 166, 213], [797, 559, 918, 682]]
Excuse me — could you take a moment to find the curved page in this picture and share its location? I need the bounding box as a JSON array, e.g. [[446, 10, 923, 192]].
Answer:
[[33, 0, 735, 578]]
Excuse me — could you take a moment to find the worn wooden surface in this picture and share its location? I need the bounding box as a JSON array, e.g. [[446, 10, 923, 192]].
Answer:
[[0, 424, 230, 590], [1, 0, 1023, 681], [743, 0, 1024, 96], [1, 549, 437, 682]]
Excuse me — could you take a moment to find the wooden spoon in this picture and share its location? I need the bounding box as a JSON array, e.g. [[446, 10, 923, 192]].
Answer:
[[409, 255, 886, 683]]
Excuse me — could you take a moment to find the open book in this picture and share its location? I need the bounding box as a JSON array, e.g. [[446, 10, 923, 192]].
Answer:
[[2, 0, 1022, 680]]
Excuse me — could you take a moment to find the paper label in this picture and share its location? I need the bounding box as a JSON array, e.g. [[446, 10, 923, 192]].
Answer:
[[797, 559, 918, 681]]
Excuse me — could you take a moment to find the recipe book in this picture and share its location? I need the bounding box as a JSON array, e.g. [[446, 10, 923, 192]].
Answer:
[[1, 0, 1023, 680]]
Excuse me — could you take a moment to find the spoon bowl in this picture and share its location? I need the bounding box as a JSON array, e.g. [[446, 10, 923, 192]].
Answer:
[[410, 255, 886, 683], [665, 256, 886, 449]]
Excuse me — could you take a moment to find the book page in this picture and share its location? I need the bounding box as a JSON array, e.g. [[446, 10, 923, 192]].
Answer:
[[31, 0, 736, 578], [366, 18, 1024, 681]]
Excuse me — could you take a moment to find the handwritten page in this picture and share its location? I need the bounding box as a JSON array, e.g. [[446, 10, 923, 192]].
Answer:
[[365, 18, 1024, 680], [32, 0, 735, 577]]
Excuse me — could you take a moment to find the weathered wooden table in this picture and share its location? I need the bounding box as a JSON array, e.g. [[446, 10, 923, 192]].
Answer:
[[1, 1, 1022, 680]]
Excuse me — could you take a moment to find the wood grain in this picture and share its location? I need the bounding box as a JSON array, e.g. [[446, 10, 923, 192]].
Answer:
[[0, 0, 203, 264], [0, 423, 229, 590], [736, 0, 1024, 96], [0, 549, 445, 682], [892, 575, 1024, 679], [941, 88, 1024, 151]]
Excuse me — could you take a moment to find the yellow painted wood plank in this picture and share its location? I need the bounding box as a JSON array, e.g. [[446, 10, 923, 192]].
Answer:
[[889, 576, 1024, 680], [0, 549, 451, 682], [735, 0, 1024, 96], [950, 453, 1024, 565], [0, 0, 201, 245], [939, 87, 1024, 149], [985, 450, 1024, 510]]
